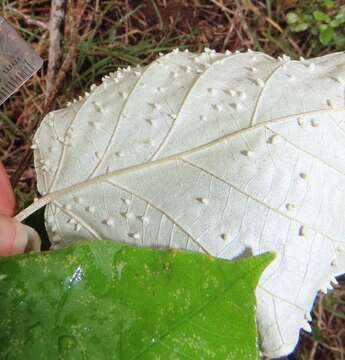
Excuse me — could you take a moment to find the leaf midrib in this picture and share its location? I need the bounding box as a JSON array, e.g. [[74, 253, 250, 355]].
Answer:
[[47, 107, 345, 197], [16, 107, 344, 226]]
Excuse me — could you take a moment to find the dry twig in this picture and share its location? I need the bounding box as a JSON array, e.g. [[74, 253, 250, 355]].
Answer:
[[7, 6, 49, 30], [46, 0, 66, 97]]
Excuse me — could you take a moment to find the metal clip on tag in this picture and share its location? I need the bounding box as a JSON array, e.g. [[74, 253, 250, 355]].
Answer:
[[0, 16, 43, 106]]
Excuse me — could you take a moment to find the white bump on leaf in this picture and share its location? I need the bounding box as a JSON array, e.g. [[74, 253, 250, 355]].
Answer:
[[122, 198, 132, 206], [306, 62, 315, 71], [137, 215, 149, 223], [310, 118, 319, 127], [297, 117, 304, 126], [68, 218, 76, 225], [128, 232, 140, 239], [104, 218, 114, 227], [85, 206, 95, 213], [237, 90, 246, 99], [255, 78, 265, 87], [146, 119, 157, 127], [221, 233, 229, 241], [73, 197, 82, 204], [116, 151, 125, 157], [241, 150, 252, 157], [285, 203, 295, 211], [119, 91, 128, 99], [299, 225, 307, 237], [302, 321, 312, 333], [120, 210, 134, 219], [212, 104, 223, 112], [267, 134, 279, 144], [196, 197, 209, 205], [93, 101, 104, 113], [208, 88, 217, 95], [304, 312, 312, 322], [231, 102, 242, 111], [326, 99, 333, 107]]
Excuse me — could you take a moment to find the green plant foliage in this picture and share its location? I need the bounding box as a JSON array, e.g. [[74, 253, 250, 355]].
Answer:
[[0, 240, 273, 360], [286, 0, 345, 47]]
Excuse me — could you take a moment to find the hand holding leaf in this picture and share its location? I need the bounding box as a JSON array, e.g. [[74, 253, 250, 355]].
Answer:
[[0, 163, 40, 256]]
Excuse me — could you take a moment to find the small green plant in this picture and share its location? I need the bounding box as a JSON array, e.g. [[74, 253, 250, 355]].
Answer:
[[287, 0, 345, 48]]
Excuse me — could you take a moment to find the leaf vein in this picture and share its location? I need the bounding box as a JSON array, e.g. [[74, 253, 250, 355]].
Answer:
[[105, 179, 210, 254]]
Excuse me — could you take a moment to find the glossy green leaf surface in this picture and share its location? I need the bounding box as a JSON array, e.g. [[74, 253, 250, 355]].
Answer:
[[0, 241, 273, 360]]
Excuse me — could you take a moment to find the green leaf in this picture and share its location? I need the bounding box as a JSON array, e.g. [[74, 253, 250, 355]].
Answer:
[[319, 26, 334, 45], [313, 10, 331, 22], [335, 7, 345, 23], [330, 19, 340, 28], [290, 22, 310, 32], [0, 241, 273, 360], [333, 31, 345, 48], [322, 0, 335, 9], [303, 14, 313, 23], [286, 12, 300, 24], [311, 26, 319, 35], [311, 327, 324, 342]]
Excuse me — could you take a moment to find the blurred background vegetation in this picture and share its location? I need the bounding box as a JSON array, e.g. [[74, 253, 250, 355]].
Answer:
[[0, 0, 345, 359]]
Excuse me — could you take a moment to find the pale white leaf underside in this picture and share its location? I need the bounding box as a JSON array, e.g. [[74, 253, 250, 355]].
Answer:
[[32, 49, 345, 358]]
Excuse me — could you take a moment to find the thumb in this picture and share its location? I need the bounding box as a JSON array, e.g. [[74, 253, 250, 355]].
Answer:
[[0, 163, 41, 256], [0, 214, 41, 256], [0, 163, 16, 216]]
